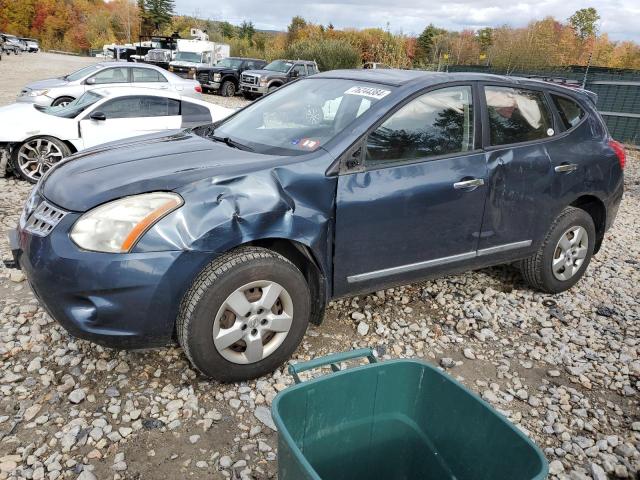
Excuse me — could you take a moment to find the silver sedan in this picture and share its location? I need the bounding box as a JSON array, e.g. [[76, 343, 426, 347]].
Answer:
[[17, 62, 203, 107]]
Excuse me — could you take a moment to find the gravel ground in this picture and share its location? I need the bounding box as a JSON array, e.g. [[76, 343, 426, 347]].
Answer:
[[0, 53, 639, 480]]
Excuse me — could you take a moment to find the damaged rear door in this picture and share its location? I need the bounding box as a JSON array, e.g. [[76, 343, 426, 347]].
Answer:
[[477, 84, 557, 259], [333, 84, 488, 296]]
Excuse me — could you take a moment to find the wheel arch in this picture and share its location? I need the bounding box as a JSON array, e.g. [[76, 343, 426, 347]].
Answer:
[[240, 237, 328, 325], [221, 75, 239, 86], [52, 95, 75, 105], [570, 195, 607, 253]]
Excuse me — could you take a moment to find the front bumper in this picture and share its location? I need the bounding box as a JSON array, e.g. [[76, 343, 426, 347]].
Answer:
[[12, 211, 215, 349], [16, 94, 53, 107], [240, 83, 267, 95]]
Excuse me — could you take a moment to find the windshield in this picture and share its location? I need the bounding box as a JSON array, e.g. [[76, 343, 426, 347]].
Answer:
[[65, 64, 102, 81], [212, 79, 394, 155], [264, 60, 294, 73], [40, 91, 103, 118], [216, 58, 243, 69], [174, 52, 202, 63]]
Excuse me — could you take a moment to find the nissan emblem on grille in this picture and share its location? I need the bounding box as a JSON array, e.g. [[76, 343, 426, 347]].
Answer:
[[25, 200, 67, 237]]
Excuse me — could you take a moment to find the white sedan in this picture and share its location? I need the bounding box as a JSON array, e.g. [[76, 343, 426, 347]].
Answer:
[[0, 87, 233, 183]]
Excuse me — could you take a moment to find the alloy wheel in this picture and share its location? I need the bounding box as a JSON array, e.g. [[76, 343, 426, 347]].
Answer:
[[212, 280, 294, 364], [17, 138, 64, 182], [552, 226, 589, 281]]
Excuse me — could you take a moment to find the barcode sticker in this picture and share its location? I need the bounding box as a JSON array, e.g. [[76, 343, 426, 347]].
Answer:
[[345, 86, 391, 100]]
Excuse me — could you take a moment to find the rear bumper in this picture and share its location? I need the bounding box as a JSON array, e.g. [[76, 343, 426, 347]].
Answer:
[[13, 213, 215, 349], [605, 174, 624, 232]]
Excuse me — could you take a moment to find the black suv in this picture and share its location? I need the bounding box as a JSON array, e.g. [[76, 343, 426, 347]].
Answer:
[[240, 59, 318, 99], [198, 57, 267, 97]]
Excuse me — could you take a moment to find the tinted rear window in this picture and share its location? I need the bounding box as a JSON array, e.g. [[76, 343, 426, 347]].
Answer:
[[485, 86, 553, 146]]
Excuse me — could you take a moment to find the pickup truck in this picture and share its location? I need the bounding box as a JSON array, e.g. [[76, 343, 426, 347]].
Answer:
[[239, 59, 318, 99], [198, 57, 267, 97]]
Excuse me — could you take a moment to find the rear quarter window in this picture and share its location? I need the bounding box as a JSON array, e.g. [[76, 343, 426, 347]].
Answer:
[[182, 101, 212, 126], [551, 94, 585, 130]]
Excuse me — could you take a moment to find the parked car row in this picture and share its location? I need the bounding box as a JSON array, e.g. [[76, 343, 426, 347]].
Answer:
[[1, 61, 230, 182], [4, 67, 626, 382], [0, 34, 39, 57]]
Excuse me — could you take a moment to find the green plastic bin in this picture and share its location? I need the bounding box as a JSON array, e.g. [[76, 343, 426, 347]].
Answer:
[[272, 349, 548, 480]]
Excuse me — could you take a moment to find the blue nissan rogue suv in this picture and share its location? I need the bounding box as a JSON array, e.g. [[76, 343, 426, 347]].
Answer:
[[9, 70, 625, 381]]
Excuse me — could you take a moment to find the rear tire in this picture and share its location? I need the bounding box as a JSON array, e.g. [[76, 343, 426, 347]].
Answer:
[[520, 207, 595, 293], [177, 247, 311, 381]]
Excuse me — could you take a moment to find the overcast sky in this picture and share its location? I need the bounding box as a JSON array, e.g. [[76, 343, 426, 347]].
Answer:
[[174, 0, 639, 42]]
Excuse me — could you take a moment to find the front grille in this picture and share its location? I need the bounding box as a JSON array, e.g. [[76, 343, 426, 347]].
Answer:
[[24, 200, 67, 237], [241, 74, 257, 85], [197, 72, 210, 84]]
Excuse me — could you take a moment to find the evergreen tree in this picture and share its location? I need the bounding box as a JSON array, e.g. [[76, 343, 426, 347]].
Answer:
[[415, 24, 445, 65], [239, 20, 255, 41], [142, 0, 175, 33]]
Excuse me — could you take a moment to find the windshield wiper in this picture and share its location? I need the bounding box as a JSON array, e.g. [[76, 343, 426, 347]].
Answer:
[[210, 135, 254, 152]]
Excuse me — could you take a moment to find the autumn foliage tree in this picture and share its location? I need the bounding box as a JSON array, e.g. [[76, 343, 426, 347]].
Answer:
[[0, 3, 638, 70]]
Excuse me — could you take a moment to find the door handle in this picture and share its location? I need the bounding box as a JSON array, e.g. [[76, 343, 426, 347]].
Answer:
[[554, 163, 578, 173], [453, 178, 485, 190]]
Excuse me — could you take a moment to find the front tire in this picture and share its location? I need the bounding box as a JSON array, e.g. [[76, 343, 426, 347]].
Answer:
[[520, 206, 595, 293], [51, 96, 75, 107], [177, 247, 311, 381], [220, 80, 236, 97], [11, 136, 71, 183]]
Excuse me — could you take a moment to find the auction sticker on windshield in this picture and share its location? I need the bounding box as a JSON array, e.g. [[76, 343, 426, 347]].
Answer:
[[345, 86, 391, 100]]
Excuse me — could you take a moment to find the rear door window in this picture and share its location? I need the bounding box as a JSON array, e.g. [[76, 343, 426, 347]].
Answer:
[[551, 94, 585, 130], [132, 67, 167, 83], [484, 86, 553, 146]]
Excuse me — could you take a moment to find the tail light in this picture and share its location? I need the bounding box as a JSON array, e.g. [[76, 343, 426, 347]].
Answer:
[[194, 85, 202, 93], [609, 139, 626, 169]]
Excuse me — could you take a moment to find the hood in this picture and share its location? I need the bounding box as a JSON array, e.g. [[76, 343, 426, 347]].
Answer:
[[24, 78, 71, 90], [242, 69, 283, 78], [170, 61, 207, 68], [208, 66, 236, 73], [0, 103, 69, 141], [41, 130, 281, 212]]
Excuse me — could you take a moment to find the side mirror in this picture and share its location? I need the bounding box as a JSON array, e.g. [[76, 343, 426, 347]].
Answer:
[[85, 77, 96, 85], [290, 70, 299, 78], [90, 111, 106, 121]]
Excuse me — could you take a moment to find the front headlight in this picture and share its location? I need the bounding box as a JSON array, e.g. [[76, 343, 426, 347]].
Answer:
[[169, 66, 174, 72], [29, 89, 48, 97], [259, 78, 268, 86], [213, 73, 221, 82], [70, 192, 183, 253]]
